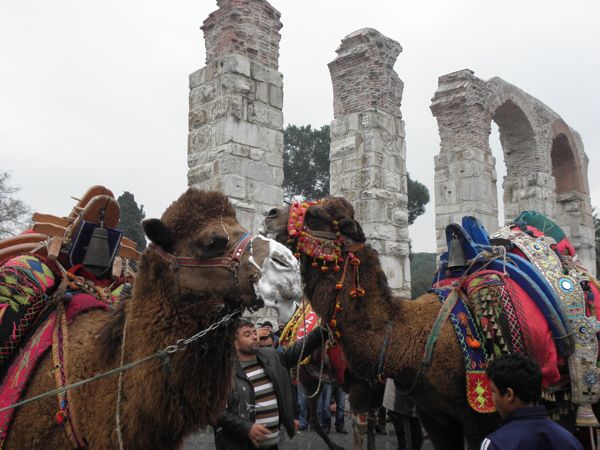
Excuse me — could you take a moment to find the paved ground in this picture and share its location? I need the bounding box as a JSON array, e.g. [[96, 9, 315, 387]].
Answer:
[[182, 425, 435, 449]]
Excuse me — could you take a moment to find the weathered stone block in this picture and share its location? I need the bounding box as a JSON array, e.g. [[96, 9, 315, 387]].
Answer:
[[250, 61, 283, 87], [219, 74, 252, 96], [215, 54, 252, 78], [190, 82, 218, 106], [214, 117, 279, 152], [330, 135, 358, 159], [221, 174, 246, 199], [255, 81, 269, 103], [248, 180, 283, 206], [248, 101, 283, 129], [189, 68, 207, 89], [391, 208, 408, 226], [269, 84, 283, 109]]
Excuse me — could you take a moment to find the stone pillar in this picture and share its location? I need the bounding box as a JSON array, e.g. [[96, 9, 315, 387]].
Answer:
[[430, 70, 499, 253], [328, 28, 410, 297], [187, 0, 284, 232]]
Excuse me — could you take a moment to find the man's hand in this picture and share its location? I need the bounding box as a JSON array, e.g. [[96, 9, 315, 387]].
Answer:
[[294, 419, 300, 432], [248, 423, 270, 447], [257, 327, 271, 339]]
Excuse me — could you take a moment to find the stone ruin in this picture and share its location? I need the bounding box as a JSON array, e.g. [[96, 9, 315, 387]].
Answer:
[[188, 0, 285, 233], [328, 29, 410, 296], [187, 0, 596, 314], [431, 69, 595, 271]]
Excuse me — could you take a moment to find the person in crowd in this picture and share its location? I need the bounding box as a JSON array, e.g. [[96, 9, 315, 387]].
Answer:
[[273, 323, 285, 348], [295, 381, 309, 431], [214, 318, 325, 449], [317, 382, 347, 434], [480, 353, 583, 450], [258, 325, 275, 348], [383, 378, 423, 450]]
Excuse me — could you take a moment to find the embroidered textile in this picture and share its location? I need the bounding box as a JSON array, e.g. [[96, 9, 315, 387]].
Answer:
[[0, 294, 107, 448], [434, 287, 495, 413], [494, 226, 600, 405], [0, 255, 57, 367]]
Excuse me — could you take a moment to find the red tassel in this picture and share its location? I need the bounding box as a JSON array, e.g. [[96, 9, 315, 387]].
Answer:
[[55, 409, 67, 425]]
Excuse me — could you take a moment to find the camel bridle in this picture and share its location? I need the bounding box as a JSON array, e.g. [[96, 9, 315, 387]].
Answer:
[[150, 232, 254, 271], [284, 202, 367, 338]]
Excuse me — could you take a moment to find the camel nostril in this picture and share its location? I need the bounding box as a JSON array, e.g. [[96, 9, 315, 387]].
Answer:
[[271, 256, 289, 269]]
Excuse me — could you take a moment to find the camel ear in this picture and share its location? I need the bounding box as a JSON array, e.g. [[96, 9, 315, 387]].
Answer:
[[338, 217, 366, 243], [143, 219, 175, 251]]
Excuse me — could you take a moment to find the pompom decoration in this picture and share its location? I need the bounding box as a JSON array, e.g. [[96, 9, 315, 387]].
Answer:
[[55, 409, 67, 425]]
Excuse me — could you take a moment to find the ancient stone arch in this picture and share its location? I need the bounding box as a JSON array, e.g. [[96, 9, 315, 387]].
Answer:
[[431, 69, 595, 271]]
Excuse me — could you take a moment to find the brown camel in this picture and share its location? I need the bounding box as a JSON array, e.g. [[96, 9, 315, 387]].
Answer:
[[262, 197, 503, 450], [5, 188, 302, 449]]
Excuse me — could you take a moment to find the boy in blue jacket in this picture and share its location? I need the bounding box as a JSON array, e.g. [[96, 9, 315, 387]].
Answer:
[[480, 353, 583, 450]]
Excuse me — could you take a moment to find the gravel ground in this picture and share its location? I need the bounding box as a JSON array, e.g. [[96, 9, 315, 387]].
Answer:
[[182, 424, 435, 449]]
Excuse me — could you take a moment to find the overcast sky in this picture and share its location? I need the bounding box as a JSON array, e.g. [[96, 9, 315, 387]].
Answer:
[[1, 0, 599, 252]]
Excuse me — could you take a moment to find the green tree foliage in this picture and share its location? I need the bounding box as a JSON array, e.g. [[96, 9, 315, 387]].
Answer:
[[0, 171, 31, 239], [283, 124, 330, 201], [283, 124, 431, 227], [410, 252, 437, 298], [407, 173, 430, 226], [117, 191, 146, 251]]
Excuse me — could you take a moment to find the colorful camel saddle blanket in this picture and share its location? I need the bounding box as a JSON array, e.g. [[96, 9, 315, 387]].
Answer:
[[0, 254, 126, 373], [280, 302, 347, 386], [436, 211, 600, 411], [0, 255, 60, 369], [0, 293, 107, 446], [431, 285, 496, 413]]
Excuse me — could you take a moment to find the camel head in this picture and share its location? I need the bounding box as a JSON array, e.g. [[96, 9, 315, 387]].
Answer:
[[261, 197, 365, 246], [260, 198, 367, 314], [141, 188, 302, 321]]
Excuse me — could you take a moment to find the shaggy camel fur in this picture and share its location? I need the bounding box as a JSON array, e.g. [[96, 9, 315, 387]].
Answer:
[[263, 197, 502, 450], [5, 189, 299, 449]]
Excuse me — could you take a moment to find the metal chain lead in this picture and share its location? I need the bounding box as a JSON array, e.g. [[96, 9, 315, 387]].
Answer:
[[165, 308, 241, 353], [0, 307, 242, 414]]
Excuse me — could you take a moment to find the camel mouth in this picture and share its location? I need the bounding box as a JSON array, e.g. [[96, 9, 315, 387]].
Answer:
[[251, 237, 303, 322], [248, 296, 265, 313]]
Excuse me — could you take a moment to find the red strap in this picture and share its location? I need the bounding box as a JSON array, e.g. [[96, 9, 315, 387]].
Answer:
[[151, 233, 253, 269]]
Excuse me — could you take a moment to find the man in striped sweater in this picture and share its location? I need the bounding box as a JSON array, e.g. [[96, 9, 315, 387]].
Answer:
[[214, 318, 326, 450]]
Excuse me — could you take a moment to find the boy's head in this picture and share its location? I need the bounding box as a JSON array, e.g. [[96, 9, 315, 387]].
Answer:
[[486, 353, 542, 419]]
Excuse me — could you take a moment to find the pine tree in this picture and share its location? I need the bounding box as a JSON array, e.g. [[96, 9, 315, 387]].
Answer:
[[117, 191, 146, 251]]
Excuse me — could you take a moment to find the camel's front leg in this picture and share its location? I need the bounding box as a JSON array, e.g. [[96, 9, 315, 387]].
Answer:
[[366, 408, 378, 450], [352, 412, 368, 450]]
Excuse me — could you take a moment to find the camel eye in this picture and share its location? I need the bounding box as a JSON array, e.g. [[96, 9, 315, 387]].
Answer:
[[195, 233, 229, 256], [209, 235, 229, 252]]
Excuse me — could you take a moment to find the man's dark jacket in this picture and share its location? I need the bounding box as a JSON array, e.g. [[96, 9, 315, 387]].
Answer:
[[214, 327, 325, 450], [480, 406, 583, 450]]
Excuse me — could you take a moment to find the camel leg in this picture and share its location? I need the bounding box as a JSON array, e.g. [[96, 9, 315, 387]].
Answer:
[[352, 412, 368, 450], [417, 407, 464, 450], [366, 408, 378, 450]]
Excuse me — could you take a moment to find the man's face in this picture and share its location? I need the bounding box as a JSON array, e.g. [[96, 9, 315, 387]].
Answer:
[[235, 325, 260, 357], [259, 335, 274, 347], [490, 380, 511, 420]]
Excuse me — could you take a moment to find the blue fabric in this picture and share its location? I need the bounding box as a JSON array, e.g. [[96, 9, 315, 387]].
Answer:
[[480, 406, 583, 450], [317, 383, 345, 430], [297, 383, 309, 429]]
